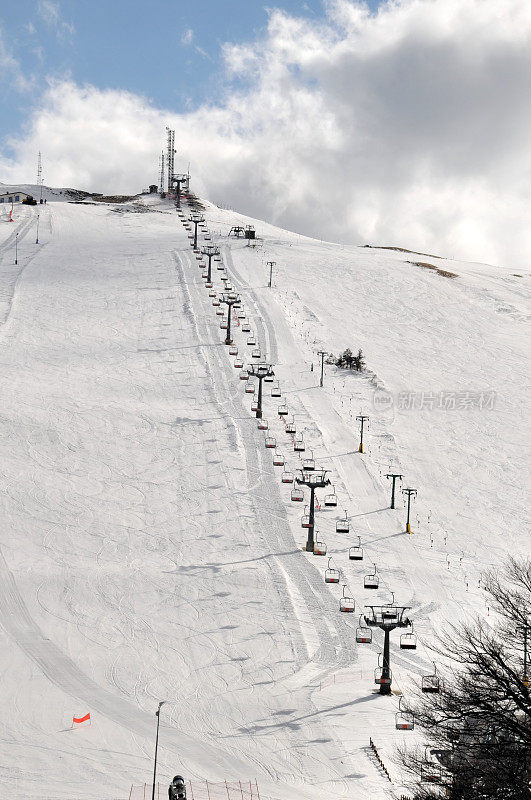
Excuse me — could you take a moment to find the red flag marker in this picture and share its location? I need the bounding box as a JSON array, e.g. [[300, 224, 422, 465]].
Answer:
[[73, 713, 90, 725]]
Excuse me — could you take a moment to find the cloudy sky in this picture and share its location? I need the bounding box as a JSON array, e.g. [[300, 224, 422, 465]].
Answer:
[[1, 0, 530, 268]]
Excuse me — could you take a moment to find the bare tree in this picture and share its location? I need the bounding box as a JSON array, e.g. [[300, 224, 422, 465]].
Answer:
[[400, 558, 531, 799]]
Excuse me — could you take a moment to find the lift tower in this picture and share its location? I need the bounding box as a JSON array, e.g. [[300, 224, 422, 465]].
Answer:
[[296, 469, 330, 552], [247, 363, 275, 419], [189, 214, 204, 250], [219, 292, 240, 345], [201, 245, 220, 283], [364, 599, 411, 695]]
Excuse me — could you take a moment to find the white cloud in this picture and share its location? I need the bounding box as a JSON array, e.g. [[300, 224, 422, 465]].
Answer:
[[3, 0, 531, 267], [0, 26, 33, 92], [37, 1, 75, 38], [181, 28, 194, 46]]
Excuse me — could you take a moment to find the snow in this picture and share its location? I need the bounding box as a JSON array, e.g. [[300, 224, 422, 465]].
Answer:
[[0, 188, 528, 800]]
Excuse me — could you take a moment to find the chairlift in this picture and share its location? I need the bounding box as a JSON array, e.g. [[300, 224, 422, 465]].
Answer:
[[264, 373, 274, 383], [355, 615, 372, 643], [214, 256, 221, 262], [273, 452, 285, 467], [313, 541, 327, 556], [247, 335, 256, 346], [242, 323, 251, 333], [302, 451, 315, 471], [291, 487, 304, 502], [364, 564, 379, 589], [251, 349, 261, 359], [374, 667, 392, 686], [265, 436, 276, 449], [400, 623, 417, 651], [325, 558, 340, 584], [301, 507, 310, 528], [239, 371, 249, 381], [281, 470, 294, 484], [339, 585, 355, 613], [422, 665, 441, 694], [251, 400, 258, 412], [217, 263, 225, 270], [294, 437, 305, 452], [205, 282, 213, 289], [395, 697, 414, 730], [348, 536, 364, 560], [229, 345, 238, 355], [257, 419, 269, 430], [421, 763, 442, 784], [285, 418, 296, 434], [324, 490, 338, 507], [336, 510, 350, 534], [271, 384, 281, 398], [208, 290, 216, 297], [225, 283, 233, 291], [215, 308, 224, 316], [234, 358, 243, 369], [245, 383, 255, 394], [212, 298, 220, 306], [220, 321, 227, 329], [278, 403, 288, 416]]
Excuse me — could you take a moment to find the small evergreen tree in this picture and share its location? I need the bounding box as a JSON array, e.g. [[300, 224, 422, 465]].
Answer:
[[353, 349, 365, 371]]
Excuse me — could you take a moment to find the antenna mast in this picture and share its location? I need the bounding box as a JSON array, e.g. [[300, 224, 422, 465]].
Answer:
[[159, 151, 165, 196], [166, 127, 175, 194], [37, 152, 43, 203]]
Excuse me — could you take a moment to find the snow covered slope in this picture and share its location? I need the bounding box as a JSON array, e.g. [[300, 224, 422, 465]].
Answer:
[[0, 189, 528, 800]]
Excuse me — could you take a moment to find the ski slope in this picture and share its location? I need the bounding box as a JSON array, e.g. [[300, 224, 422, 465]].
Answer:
[[0, 187, 528, 800]]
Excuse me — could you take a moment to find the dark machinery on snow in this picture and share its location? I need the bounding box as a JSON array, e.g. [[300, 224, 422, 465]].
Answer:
[[169, 775, 186, 799]]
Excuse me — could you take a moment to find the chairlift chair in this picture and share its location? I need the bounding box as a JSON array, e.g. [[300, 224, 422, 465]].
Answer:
[[247, 335, 256, 346], [271, 384, 281, 398], [325, 558, 340, 584], [257, 419, 268, 430], [212, 299, 220, 307], [291, 487, 304, 502], [302, 451, 315, 471], [264, 373, 274, 383], [278, 403, 288, 416], [239, 371, 249, 380], [251, 348, 261, 359], [395, 698, 414, 730], [234, 358, 243, 369], [422, 666, 441, 694], [420, 764, 442, 784], [216, 308, 224, 316], [355, 616, 372, 643], [348, 536, 364, 560], [205, 282, 213, 289], [324, 490, 338, 507], [214, 256, 221, 261], [293, 437, 305, 452], [374, 667, 392, 686], [281, 470, 294, 484], [285, 418, 296, 434], [364, 565, 379, 589], [242, 323, 251, 333], [313, 541, 327, 556], [265, 436, 276, 449], [400, 624, 417, 651], [336, 511, 350, 534], [229, 345, 238, 355], [217, 263, 225, 270], [225, 283, 233, 291], [251, 401, 258, 413], [208, 290, 216, 297], [273, 452, 285, 467], [339, 586, 355, 613], [220, 321, 227, 329], [301, 507, 310, 528], [245, 382, 255, 393]]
